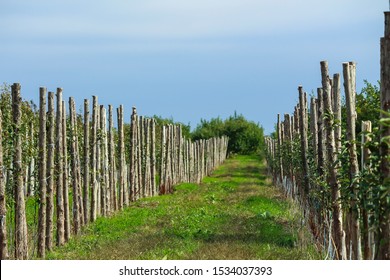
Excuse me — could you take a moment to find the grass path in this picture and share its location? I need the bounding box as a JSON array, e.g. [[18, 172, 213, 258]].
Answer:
[[47, 155, 319, 260]]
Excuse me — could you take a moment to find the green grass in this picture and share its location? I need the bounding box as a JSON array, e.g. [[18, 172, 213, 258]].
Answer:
[[46, 155, 320, 260]]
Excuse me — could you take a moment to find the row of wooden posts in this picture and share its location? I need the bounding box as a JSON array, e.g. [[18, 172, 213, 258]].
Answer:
[[265, 13, 390, 260], [265, 59, 389, 260], [0, 85, 229, 260]]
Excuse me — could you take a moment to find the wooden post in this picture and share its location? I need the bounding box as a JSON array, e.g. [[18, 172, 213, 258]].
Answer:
[[69, 97, 80, 234], [91, 96, 98, 222], [277, 114, 283, 187], [310, 98, 318, 168], [83, 99, 90, 224], [37, 87, 47, 258], [55, 88, 65, 246], [361, 121, 373, 260], [0, 108, 8, 259], [12, 83, 28, 259], [298, 86, 310, 202], [130, 107, 138, 201], [378, 11, 390, 260], [117, 105, 124, 209], [100, 106, 109, 215], [151, 119, 157, 196], [343, 61, 362, 260], [317, 88, 325, 177], [159, 125, 166, 194], [46, 91, 55, 252], [332, 73, 342, 154], [144, 119, 151, 197], [108, 105, 116, 210], [321, 61, 345, 260], [62, 100, 70, 243]]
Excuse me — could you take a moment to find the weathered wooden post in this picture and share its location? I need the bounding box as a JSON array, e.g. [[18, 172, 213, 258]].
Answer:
[[151, 119, 157, 196], [91, 96, 98, 222], [361, 120, 373, 260], [378, 11, 390, 260], [343, 61, 362, 260], [0, 108, 8, 260], [46, 91, 55, 252], [298, 86, 310, 203], [56, 88, 65, 246], [321, 61, 345, 259], [100, 106, 109, 215], [69, 97, 80, 234], [12, 83, 28, 259], [108, 105, 117, 209], [62, 100, 70, 242], [83, 99, 90, 223], [37, 87, 47, 258], [117, 105, 124, 210]]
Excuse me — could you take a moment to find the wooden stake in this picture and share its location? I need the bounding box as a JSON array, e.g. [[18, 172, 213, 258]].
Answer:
[[12, 83, 28, 259], [45, 91, 55, 252], [55, 88, 65, 246], [0, 107, 8, 259], [343, 61, 362, 260], [37, 87, 46, 258]]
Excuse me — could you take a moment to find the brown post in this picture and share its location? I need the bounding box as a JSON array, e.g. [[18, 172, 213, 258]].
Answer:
[[91, 96, 98, 222], [83, 99, 90, 224], [343, 61, 362, 260], [298, 86, 310, 202], [12, 83, 28, 259], [361, 121, 373, 260], [321, 61, 345, 259], [37, 87, 47, 258], [56, 89, 65, 246], [69, 97, 80, 234], [46, 91, 55, 252], [62, 100, 70, 242], [0, 108, 8, 260]]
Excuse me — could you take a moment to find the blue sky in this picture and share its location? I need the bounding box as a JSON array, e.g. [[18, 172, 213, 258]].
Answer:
[[0, 0, 387, 134]]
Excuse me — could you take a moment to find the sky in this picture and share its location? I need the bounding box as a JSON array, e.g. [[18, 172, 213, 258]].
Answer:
[[0, 0, 387, 134]]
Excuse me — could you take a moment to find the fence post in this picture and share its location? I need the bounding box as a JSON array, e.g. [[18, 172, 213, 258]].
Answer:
[[62, 100, 70, 242], [83, 99, 90, 224], [55, 89, 65, 246], [45, 91, 55, 252], [37, 87, 47, 258], [343, 61, 362, 260], [12, 83, 28, 259], [69, 97, 80, 234]]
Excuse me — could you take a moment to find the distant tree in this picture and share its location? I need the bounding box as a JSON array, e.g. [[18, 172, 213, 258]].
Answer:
[[192, 113, 264, 155]]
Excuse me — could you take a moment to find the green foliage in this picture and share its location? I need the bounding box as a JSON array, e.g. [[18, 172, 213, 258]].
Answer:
[[192, 112, 265, 155]]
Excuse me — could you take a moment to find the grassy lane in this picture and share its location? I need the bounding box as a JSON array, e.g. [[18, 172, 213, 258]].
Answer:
[[47, 155, 320, 260]]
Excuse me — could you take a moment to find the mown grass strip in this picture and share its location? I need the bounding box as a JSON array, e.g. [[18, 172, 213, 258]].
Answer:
[[46, 155, 320, 260]]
